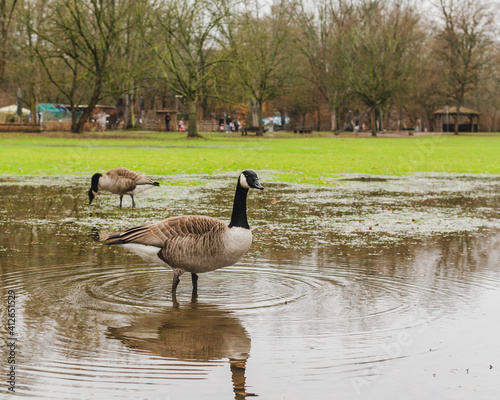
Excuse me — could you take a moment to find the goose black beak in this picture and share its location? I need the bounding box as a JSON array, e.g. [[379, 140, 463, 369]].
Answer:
[[253, 180, 264, 190]]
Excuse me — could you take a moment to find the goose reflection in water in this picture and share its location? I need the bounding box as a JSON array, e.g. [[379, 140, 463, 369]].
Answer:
[[107, 302, 256, 399]]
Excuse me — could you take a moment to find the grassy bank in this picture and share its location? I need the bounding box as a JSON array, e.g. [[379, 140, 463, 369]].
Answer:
[[1, 132, 499, 183]]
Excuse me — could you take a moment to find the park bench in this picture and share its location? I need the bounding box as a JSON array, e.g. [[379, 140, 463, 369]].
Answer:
[[294, 126, 313, 134], [0, 123, 42, 133], [242, 126, 260, 136]]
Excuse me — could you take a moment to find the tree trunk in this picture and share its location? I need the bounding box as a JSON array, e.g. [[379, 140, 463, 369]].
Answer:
[[426, 110, 435, 132], [122, 94, 130, 129], [370, 106, 377, 136], [187, 99, 200, 138], [251, 101, 259, 127], [69, 69, 78, 132], [130, 97, 136, 129], [29, 85, 37, 124], [74, 92, 100, 133], [0, 0, 17, 85], [491, 111, 498, 132], [128, 93, 136, 129], [0, 44, 6, 85], [454, 105, 460, 135], [257, 101, 264, 136], [384, 108, 390, 132], [330, 107, 337, 132], [73, 75, 103, 133], [71, 103, 78, 133], [201, 95, 209, 119]]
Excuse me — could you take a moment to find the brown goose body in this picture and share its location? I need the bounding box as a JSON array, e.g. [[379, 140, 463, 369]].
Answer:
[[89, 168, 159, 207], [105, 170, 264, 298], [107, 215, 252, 274]]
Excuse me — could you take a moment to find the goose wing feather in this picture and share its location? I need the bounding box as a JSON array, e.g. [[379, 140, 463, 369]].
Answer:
[[106, 215, 227, 247], [133, 175, 157, 186], [104, 168, 157, 194], [107, 215, 230, 273], [108, 167, 156, 184], [158, 219, 228, 272], [107, 167, 139, 179], [103, 168, 136, 193]]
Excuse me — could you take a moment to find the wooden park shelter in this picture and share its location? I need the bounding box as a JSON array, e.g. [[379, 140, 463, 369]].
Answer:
[[155, 110, 178, 131], [434, 107, 480, 133]]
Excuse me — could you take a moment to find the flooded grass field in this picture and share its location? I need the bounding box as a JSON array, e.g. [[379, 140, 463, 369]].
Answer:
[[1, 173, 500, 399]]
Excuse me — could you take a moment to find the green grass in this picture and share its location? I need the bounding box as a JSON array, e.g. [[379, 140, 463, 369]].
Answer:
[[1, 131, 499, 183]]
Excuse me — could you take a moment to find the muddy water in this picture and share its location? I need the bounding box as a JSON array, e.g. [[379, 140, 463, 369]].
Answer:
[[1, 174, 500, 399]]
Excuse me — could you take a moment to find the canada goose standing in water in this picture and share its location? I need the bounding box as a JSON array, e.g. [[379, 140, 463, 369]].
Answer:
[[88, 167, 160, 208], [105, 170, 264, 298]]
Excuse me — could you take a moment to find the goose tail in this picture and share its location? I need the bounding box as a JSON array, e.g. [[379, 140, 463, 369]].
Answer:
[[105, 232, 128, 245], [105, 224, 158, 246]]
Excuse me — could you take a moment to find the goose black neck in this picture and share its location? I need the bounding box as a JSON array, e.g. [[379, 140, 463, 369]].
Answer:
[[91, 173, 102, 192], [229, 183, 249, 229]]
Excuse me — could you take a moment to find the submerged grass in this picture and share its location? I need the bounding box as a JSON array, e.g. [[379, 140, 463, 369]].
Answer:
[[3, 174, 500, 249], [1, 131, 499, 182]]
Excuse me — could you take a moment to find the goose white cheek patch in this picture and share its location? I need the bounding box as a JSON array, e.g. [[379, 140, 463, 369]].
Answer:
[[239, 174, 250, 189]]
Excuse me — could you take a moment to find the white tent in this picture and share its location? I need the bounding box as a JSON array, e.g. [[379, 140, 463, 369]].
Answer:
[[0, 105, 30, 115]]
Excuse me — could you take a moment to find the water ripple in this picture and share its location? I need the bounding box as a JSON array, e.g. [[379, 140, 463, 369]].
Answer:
[[2, 175, 500, 399]]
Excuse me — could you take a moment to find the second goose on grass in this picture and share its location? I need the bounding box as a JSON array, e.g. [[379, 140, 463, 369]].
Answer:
[[88, 167, 160, 208], [105, 170, 264, 298]]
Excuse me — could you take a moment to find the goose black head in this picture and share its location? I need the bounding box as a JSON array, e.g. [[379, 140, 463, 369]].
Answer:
[[239, 170, 264, 190], [89, 173, 102, 205]]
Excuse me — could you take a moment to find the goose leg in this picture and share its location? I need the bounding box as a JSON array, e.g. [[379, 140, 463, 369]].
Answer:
[[172, 275, 180, 297], [119, 195, 123, 208], [130, 194, 135, 208], [191, 273, 198, 299]]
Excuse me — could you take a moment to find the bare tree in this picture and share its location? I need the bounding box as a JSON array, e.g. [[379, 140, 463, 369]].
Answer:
[[26, 3, 87, 131], [226, 1, 297, 135], [0, 0, 17, 86], [296, 0, 355, 131], [6, 2, 41, 116], [35, 0, 130, 133], [477, 47, 500, 132], [342, 1, 423, 136], [149, 0, 231, 138], [434, 0, 493, 134], [109, 0, 152, 129], [396, 35, 443, 132]]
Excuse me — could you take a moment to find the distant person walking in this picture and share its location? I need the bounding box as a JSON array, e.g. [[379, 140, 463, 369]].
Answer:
[[219, 116, 224, 132], [226, 116, 232, 133], [165, 114, 170, 132], [165, 113, 171, 132], [179, 119, 185, 132]]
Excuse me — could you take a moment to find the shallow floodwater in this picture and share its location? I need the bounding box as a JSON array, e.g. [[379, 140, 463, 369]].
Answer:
[[1, 174, 500, 399]]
